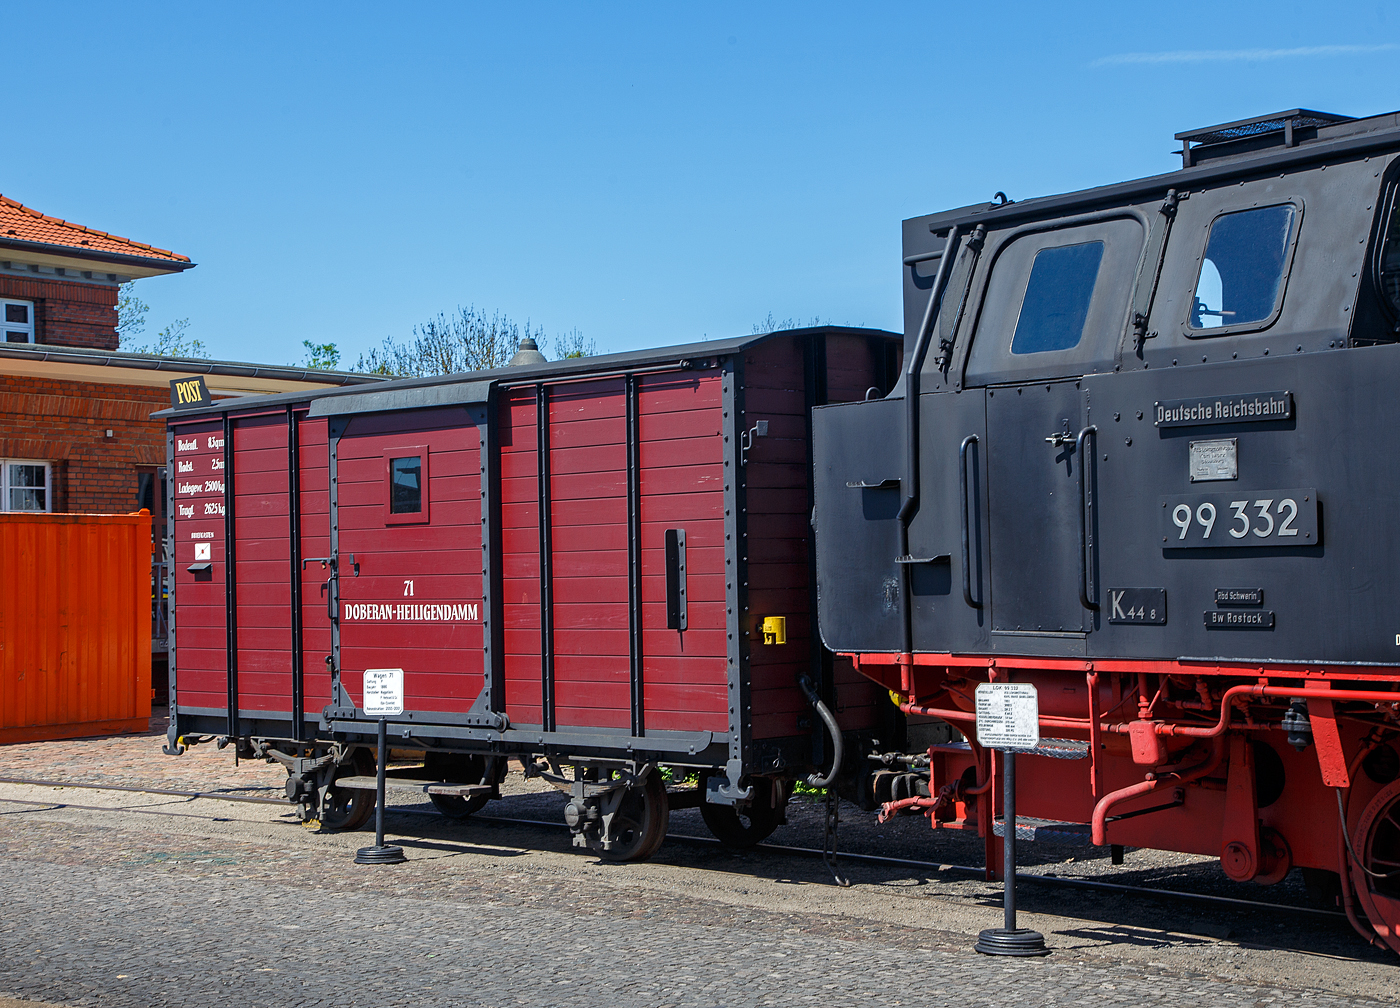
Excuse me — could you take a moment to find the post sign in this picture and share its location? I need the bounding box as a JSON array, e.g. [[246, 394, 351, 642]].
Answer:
[[169, 375, 212, 409], [974, 682, 1040, 751], [362, 668, 404, 717]]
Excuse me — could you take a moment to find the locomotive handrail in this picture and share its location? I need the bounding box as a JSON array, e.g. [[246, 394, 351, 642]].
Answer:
[[958, 434, 982, 609], [897, 225, 964, 659], [1076, 425, 1099, 611]]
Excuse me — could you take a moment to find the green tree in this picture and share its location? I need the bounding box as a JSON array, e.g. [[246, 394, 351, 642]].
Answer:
[[554, 328, 597, 359], [139, 318, 208, 358], [751, 313, 832, 334], [354, 305, 590, 377], [116, 286, 148, 342], [116, 283, 209, 358], [301, 340, 341, 370]]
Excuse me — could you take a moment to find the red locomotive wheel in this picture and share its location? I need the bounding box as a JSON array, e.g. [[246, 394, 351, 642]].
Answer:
[[1349, 779, 1400, 952]]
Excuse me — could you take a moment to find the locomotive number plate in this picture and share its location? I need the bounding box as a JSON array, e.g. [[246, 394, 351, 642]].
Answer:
[[1107, 588, 1166, 624], [1161, 488, 1317, 548]]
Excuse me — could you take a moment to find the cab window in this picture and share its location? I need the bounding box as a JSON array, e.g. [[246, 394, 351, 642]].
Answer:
[[1190, 205, 1295, 331], [962, 216, 1143, 386], [1010, 242, 1104, 354]]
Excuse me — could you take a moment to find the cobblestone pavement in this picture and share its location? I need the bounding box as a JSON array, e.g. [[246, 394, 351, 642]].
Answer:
[[2, 717, 1399, 1005], [0, 810, 1389, 1008]]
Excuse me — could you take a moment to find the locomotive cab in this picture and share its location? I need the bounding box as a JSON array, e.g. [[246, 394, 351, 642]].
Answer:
[[813, 108, 1400, 954]]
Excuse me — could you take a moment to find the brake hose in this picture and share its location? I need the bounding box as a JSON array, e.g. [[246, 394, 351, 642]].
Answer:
[[798, 675, 844, 788]]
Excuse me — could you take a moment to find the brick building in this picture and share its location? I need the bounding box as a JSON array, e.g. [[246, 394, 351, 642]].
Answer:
[[0, 193, 383, 668]]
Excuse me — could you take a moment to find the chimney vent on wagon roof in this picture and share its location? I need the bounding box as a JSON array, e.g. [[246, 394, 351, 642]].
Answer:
[[507, 335, 547, 367]]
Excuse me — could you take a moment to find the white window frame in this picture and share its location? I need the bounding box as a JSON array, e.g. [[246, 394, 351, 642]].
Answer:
[[2, 298, 35, 343], [1, 459, 52, 512]]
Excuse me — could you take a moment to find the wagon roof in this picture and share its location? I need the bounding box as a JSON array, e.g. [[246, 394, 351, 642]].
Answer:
[[154, 325, 900, 420]]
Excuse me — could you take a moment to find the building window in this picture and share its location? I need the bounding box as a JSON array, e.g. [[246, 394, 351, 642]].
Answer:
[[2, 460, 51, 512], [3, 299, 35, 343]]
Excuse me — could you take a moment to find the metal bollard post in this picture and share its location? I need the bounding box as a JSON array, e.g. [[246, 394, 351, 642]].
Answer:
[[975, 750, 1047, 956], [355, 717, 406, 865]]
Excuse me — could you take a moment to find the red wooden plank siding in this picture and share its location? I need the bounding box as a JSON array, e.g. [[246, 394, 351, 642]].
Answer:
[[170, 418, 228, 711], [743, 335, 883, 739], [297, 415, 334, 711], [638, 372, 728, 733], [499, 389, 543, 725], [549, 378, 630, 729], [335, 408, 485, 716], [231, 414, 293, 712]]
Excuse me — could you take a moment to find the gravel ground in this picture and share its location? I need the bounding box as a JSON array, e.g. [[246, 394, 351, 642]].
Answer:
[[1, 711, 1397, 1006]]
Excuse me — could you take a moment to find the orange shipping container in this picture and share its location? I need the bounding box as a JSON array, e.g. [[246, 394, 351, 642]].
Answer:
[[0, 512, 152, 744]]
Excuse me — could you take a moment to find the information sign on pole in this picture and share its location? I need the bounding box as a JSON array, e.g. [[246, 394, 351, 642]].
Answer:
[[362, 668, 404, 717], [972, 680, 1048, 957], [974, 682, 1040, 751]]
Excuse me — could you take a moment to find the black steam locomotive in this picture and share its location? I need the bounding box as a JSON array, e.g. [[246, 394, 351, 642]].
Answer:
[[812, 108, 1400, 952]]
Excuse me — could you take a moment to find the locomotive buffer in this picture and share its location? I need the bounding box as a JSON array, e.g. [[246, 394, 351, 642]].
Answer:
[[354, 668, 409, 866], [973, 683, 1050, 957]]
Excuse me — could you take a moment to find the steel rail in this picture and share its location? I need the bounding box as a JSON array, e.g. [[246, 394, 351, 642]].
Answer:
[[0, 776, 1347, 922], [0, 775, 287, 806], [458, 812, 1345, 921]]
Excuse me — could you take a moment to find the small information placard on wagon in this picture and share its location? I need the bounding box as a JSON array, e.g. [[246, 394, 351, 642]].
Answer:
[[974, 683, 1040, 751], [362, 668, 404, 717]]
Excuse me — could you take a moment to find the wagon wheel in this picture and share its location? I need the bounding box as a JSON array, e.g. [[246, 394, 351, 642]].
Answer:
[[426, 753, 490, 820], [1348, 779, 1400, 954], [597, 771, 669, 862], [701, 778, 788, 848], [319, 750, 376, 832]]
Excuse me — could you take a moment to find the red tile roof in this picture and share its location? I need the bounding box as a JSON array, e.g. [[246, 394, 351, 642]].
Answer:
[[0, 194, 190, 264]]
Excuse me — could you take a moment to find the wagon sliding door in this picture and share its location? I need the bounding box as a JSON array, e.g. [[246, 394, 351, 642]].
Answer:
[[496, 370, 730, 738], [322, 399, 488, 722]]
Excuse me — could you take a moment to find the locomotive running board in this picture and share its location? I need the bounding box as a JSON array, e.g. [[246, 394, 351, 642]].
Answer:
[[992, 793, 1185, 843]]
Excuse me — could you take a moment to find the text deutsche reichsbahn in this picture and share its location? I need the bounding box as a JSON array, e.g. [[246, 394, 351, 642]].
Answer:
[[1155, 391, 1293, 427]]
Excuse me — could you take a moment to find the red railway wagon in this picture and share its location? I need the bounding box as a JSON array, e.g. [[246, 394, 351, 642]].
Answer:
[[159, 327, 900, 858]]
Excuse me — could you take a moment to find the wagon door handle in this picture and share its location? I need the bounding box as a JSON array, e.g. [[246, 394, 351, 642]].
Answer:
[[1076, 425, 1099, 611], [958, 434, 982, 609]]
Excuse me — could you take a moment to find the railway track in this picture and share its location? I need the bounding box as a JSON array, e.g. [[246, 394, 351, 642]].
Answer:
[[0, 774, 1346, 923]]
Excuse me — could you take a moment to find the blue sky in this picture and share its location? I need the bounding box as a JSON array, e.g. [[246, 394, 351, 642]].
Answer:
[[5, 3, 1396, 367]]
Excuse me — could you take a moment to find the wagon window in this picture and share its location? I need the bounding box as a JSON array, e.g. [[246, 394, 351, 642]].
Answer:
[[1191, 205, 1295, 330], [389, 456, 422, 514], [1010, 241, 1105, 354]]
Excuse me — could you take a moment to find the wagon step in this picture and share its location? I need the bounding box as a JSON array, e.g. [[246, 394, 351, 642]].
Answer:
[[992, 816, 1092, 844], [332, 776, 494, 798], [1026, 738, 1089, 760]]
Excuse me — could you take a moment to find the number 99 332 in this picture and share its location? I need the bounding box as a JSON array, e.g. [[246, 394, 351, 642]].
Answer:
[[1161, 488, 1318, 548]]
